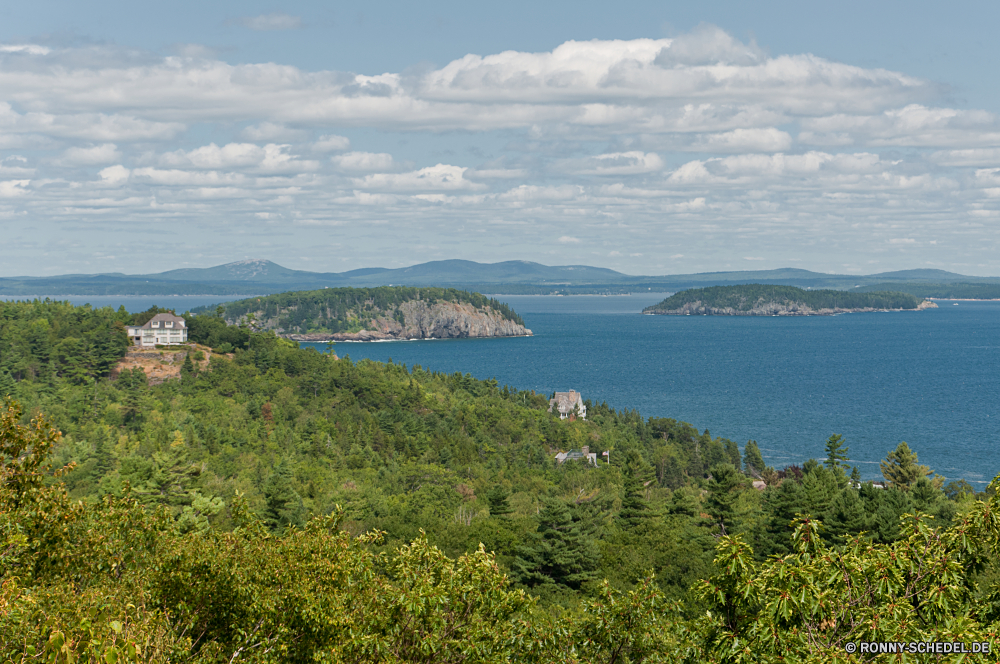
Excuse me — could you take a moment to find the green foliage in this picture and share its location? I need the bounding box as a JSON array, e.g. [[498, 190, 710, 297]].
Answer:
[[742, 440, 765, 477], [513, 498, 600, 590], [197, 286, 526, 334], [0, 299, 129, 389], [1, 298, 994, 661], [858, 281, 1000, 299], [644, 284, 924, 313], [881, 440, 935, 489]]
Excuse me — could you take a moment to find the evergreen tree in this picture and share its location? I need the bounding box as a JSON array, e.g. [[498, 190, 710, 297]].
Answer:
[[181, 352, 195, 379], [723, 439, 742, 471], [850, 466, 862, 485], [263, 459, 303, 532], [800, 465, 839, 518], [0, 370, 15, 398], [512, 498, 600, 589], [823, 434, 850, 471], [880, 441, 932, 490], [743, 440, 765, 477], [705, 463, 744, 536], [757, 479, 805, 557], [486, 486, 514, 518], [617, 448, 654, 529], [824, 487, 869, 545]]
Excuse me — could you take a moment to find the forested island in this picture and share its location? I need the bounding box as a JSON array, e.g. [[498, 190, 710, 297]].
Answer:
[[3, 298, 1000, 661], [643, 284, 934, 316], [858, 281, 1000, 300], [196, 286, 531, 341]]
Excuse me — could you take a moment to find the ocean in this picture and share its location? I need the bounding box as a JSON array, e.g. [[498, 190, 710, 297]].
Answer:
[[301, 295, 1000, 486]]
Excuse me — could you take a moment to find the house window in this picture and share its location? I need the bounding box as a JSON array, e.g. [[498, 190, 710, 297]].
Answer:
[[151, 321, 159, 327], [165, 321, 173, 328]]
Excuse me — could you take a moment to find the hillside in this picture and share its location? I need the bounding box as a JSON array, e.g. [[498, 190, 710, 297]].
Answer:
[[857, 281, 1000, 300], [2, 298, 995, 661], [4, 258, 1000, 296], [204, 286, 532, 340], [643, 284, 931, 315]]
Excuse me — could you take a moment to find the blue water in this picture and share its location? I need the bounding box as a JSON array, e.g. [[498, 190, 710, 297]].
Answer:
[[302, 296, 1000, 485]]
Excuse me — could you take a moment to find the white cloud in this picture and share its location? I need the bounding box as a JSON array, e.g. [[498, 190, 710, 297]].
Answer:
[[0, 44, 50, 55], [691, 128, 793, 153], [59, 143, 122, 165], [241, 122, 307, 141], [159, 143, 318, 172], [559, 151, 664, 175], [234, 13, 302, 31], [313, 135, 351, 152], [99, 165, 130, 185], [558, 235, 582, 243], [0, 180, 30, 197], [354, 164, 483, 191], [331, 152, 395, 171], [1, 26, 999, 276]]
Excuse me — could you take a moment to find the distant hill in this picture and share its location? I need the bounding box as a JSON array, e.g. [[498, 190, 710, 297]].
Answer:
[[643, 285, 928, 316], [0, 259, 998, 297]]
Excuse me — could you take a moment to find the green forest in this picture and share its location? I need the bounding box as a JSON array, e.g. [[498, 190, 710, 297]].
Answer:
[[3, 298, 1000, 662], [644, 285, 923, 314], [858, 282, 1000, 300], [196, 287, 525, 335]]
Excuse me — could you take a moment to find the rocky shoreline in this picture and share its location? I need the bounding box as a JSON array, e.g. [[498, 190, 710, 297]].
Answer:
[[241, 299, 532, 341], [645, 300, 938, 316]]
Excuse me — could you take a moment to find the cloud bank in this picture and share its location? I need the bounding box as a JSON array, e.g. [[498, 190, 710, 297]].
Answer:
[[0, 26, 998, 275]]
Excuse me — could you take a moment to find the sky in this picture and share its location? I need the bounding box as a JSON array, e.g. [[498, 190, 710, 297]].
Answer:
[[3, 0, 1000, 277]]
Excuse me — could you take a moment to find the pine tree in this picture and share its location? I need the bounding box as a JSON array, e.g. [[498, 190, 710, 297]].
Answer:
[[263, 459, 303, 532], [757, 479, 805, 557], [824, 488, 870, 545], [743, 440, 765, 477], [824, 434, 850, 471], [800, 465, 839, 518], [486, 486, 514, 518], [512, 498, 600, 589], [880, 441, 932, 490], [706, 463, 744, 536], [181, 353, 195, 380], [0, 370, 15, 398]]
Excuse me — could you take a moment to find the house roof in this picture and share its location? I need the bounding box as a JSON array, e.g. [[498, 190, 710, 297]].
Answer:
[[549, 390, 583, 412], [130, 313, 186, 330]]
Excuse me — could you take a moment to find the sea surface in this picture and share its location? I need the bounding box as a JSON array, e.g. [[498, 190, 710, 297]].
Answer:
[[299, 295, 1000, 485]]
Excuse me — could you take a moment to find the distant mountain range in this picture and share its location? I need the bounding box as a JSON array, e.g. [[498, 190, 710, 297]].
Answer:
[[1, 259, 999, 297]]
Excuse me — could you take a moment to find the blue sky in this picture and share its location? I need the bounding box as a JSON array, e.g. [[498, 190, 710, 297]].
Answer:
[[2, 1, 1000, 276]]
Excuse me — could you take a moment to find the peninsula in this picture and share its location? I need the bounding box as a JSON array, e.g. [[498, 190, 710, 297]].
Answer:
[[203, 286, 532, 341], [642, 284, 936, 316]]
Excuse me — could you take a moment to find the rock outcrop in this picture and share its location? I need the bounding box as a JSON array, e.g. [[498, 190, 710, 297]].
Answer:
[[251, 300, 531, 341], [647, 299, 938, 316]]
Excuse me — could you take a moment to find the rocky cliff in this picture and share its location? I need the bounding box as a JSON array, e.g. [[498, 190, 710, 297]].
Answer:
[[647, 299, 938, 316], [237, 299, 531, 341]]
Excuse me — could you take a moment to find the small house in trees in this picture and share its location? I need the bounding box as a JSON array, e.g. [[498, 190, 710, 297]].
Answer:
[[555, 446, 598, 466], [126, 313, 188, 347], [549, 390, 586, 420]]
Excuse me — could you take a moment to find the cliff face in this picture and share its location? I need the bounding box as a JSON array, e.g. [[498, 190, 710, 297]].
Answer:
[[646, 299, 938, 316], [245, 300, 532, 341]]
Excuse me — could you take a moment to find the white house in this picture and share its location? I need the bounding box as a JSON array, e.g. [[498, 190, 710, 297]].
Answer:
[[127, 313, 188, 347], [548, 390, 586, 420]]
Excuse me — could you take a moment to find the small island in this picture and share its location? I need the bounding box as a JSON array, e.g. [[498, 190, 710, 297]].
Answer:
[[642, 284, 937, 316], [204, 286, 532, 341]]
